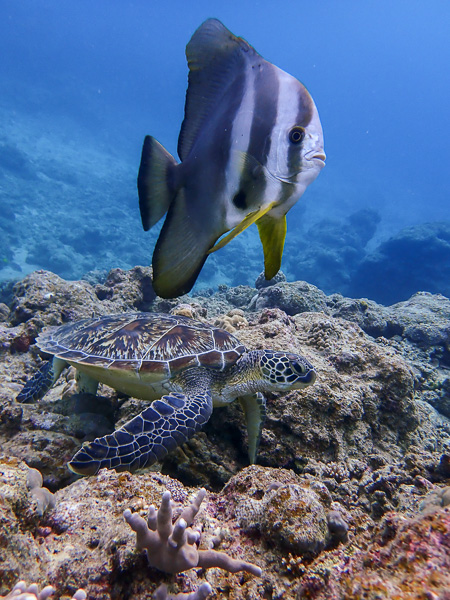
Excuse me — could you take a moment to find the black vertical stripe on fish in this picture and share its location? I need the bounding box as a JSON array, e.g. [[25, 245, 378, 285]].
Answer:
[[230, 62, 280, 216], [286, 84, 314, 180], [247, 63, 279, 167], [152, 189, 211, 298], [207, 70, 248, 199]]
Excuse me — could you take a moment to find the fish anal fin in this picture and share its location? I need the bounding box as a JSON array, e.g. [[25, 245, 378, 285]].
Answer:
[[138, 136, 178, 231], [152, 189, 223, 298], [256, 214, 287, 280]]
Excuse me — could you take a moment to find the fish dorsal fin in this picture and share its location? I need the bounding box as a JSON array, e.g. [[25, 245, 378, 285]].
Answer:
[[178, 18, 257, 161], [138, 136, 178, 231]]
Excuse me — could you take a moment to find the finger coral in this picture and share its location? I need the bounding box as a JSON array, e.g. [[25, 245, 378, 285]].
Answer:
[[0, 581, 86, 600], [124, 488, 262, 576]]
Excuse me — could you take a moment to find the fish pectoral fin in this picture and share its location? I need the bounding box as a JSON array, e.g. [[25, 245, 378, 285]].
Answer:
[[208, 203, 276, 254], [138, 136, 178, 231], [256, 213, 287, 280], [152, 189, 223, 298]]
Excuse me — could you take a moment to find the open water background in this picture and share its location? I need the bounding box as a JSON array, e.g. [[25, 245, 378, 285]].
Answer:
[[0, 0, 449, 303]]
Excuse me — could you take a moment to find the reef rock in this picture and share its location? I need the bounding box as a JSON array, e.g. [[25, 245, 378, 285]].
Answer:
[[296, 503, 450, 599], [0, 460, 266, 599], [350, 221, 450, 304], [1, 269, 450, 492], [0, 457, 50, 591], [0, 268, 449, 599], [249, 280, 328, 314], [1, 458, 448, 600]]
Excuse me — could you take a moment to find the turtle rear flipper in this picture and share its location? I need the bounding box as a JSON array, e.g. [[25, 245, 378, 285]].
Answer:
[[17, 357, 67, 403], [68, 391, 213, 476]]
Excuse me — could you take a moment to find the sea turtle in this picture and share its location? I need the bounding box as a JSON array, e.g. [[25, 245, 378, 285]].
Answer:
[[17, 312, 316, 476]]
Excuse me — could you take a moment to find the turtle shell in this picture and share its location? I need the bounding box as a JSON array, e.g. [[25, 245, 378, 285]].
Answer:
[[36, 312, 247, 377]]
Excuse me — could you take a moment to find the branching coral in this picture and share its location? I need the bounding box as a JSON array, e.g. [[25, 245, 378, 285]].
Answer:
[[124, 488, 262, 576], [0, 581, 86, 600]]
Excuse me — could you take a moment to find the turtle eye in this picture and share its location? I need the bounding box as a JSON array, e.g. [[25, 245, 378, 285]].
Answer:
[[289, 126, 305, 145], [292, 361, 307, 375]]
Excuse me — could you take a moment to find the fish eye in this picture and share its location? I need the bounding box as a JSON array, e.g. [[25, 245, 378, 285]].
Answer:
[[289, 126, 305, 144]]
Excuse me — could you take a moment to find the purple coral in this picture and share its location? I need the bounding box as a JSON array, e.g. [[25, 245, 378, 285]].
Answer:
[[124, 488, 262, 576], [0, 582, 86, 600]]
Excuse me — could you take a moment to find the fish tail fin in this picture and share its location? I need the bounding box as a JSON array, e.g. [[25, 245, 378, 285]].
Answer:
[[137, 136, 178, 231], [152, 189, 221, 298]]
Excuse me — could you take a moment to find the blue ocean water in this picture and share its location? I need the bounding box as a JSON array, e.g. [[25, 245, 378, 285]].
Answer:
[[0, 0, 449, 304]]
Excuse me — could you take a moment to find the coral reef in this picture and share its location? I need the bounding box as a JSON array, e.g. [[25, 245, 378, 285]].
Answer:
[[294, 503, 450, 599], [0, 457, 448, 599], [285, 208, 381, 295], [0, 268, 449, 598], [249, 280, 328, 315], [0, 461, 266, 598], [225, 466, 340, 556], [1, 268, 449, 490]]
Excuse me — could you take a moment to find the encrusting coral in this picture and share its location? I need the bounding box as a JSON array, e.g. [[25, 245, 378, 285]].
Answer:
[[214, 309, 248, 333], [124, 487, 262, 576], [0, 581, 86, 600]]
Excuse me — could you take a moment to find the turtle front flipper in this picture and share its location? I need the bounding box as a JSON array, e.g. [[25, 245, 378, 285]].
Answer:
[[239, 393, 266, 464], [17, 357, 67, 403], [68, 391, 213, 476]]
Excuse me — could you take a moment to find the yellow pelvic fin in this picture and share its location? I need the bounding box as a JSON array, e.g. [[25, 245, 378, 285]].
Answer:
[[208, 202, 276, 254], [256, 214, 287, 280]]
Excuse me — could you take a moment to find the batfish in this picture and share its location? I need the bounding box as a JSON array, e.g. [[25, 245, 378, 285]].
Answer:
[[138, 18, 325, 298]]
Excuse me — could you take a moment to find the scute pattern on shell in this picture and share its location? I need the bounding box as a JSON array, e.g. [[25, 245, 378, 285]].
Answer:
[[36, 312, 246, 373]]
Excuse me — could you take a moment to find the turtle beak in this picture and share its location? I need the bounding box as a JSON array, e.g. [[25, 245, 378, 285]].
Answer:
[[301, 369, 316, 385]]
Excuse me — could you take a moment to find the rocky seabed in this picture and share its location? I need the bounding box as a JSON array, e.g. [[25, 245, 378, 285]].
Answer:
[[0, 268, 449, 599]]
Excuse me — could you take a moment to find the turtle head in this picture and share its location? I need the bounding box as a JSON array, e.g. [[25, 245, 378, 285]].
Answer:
[[259, 351, 316, 391]]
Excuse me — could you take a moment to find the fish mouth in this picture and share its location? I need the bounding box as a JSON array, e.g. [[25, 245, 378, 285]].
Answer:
[[305, 150, 326, 166]]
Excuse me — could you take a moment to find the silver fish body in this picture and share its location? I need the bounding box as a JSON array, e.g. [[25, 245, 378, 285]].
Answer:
[[138, 19, 325, 298]]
